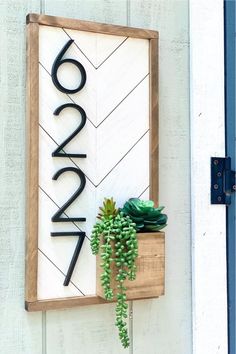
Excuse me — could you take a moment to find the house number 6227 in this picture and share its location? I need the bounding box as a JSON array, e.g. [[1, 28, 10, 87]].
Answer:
[[50, 39, 87, 286]]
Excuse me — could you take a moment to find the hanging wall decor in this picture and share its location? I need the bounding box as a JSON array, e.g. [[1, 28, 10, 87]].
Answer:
[[25, 13, 162, 311]]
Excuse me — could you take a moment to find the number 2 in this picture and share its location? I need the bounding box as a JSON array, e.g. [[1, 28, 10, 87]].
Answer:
[[51, 167, 86, 223], [52, 103, 87, 158]]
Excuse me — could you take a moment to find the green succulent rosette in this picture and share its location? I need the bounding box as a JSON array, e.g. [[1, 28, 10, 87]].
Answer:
[[120, 198, 167, 232]]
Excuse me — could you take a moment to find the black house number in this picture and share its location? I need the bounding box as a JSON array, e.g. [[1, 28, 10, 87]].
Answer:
[[50, 39, 87, 286]]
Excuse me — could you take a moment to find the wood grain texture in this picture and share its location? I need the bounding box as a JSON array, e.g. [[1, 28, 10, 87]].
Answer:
[[130, 1, 191, 354], [27, 13, 158, 39], [25, 22, 39, 303], [96, 232, 165, 300], [149, 38, 159, 204], [26, 296, 107, 311], [0, 1, 42, 353]]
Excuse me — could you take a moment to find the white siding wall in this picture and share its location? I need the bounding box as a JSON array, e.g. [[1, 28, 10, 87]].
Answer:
[[0, 1, 191, 353], [190, 1, 228, 353]]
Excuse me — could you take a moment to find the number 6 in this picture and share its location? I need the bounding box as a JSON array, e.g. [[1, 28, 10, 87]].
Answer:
[[51, 39, 87, 94]]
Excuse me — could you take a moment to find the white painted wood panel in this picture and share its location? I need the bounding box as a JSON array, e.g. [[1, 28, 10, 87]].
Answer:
[[38, 24, 150, 301], [38, 186, 95, 296], [39, 26, 97, 123], [38, 251, 82, 299], [95, 36, 149, 122], [39, 65, 149, 184], [96, 132, 149, 209], [38, 127, 96, 227], [190, 1, 228, 353], [39, 66, 97, 182], [39, 25, 149, 126], [139, 187, 150, 199], [96, 76, 149, 182], [65, 29, 127, 68]]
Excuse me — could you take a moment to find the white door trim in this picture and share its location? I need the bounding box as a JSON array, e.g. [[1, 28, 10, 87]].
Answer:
[[189, 1, 228, 353]]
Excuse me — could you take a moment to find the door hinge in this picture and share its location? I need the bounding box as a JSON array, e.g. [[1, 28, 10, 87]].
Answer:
[[211, 157, 236, 205]]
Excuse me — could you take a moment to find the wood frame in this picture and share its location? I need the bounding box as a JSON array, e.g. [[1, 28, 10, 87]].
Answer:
[[25, 13, 159, 312]]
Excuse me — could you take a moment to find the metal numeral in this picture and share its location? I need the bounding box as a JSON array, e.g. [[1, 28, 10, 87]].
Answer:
[[51, 39, 86, 94], [51, 167, 86, 223], [51, 231, 85, 285], [52, 103, 87, 158]]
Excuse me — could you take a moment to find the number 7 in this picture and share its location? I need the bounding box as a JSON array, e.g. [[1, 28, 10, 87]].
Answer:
[[51, 231, 86, 286]]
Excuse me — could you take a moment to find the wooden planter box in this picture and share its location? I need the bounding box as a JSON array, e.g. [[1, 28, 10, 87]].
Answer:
[[96, 231, 165, 301]]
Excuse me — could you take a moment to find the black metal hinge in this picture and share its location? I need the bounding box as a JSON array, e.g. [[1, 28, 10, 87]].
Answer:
[[211, 157, 236, 205]]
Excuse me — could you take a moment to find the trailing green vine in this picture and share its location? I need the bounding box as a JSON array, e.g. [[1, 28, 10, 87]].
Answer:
[[90, 198, 138, 348]]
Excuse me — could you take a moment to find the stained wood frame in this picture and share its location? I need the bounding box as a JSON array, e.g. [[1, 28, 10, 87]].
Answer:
[[25, 13, 159, 312]]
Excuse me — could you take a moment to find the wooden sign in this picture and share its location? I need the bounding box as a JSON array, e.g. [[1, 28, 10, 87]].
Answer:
[[25, 13, 158, 311]]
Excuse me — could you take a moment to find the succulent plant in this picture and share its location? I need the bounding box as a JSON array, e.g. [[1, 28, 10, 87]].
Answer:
[[121, 198, 167, 232], [97, 197, 118, 220]]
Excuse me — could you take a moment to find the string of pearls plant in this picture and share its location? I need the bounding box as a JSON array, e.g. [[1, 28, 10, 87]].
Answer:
[[90, 198, 138, 348]]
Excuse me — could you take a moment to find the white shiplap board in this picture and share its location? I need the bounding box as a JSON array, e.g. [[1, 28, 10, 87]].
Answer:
[[38, 25, 150, 300], [190, 1, 228, 353]]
